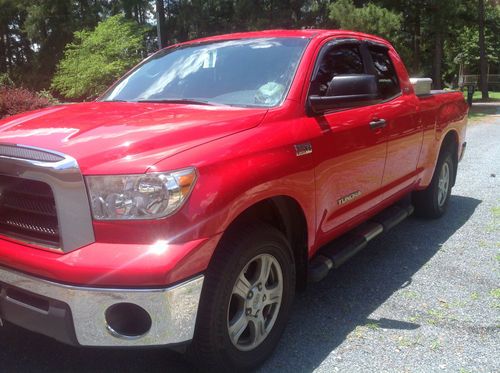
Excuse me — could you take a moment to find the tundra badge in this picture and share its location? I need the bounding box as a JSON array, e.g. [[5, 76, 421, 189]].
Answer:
[[337, 191, 362, 205], [294, 143, 313, 157]]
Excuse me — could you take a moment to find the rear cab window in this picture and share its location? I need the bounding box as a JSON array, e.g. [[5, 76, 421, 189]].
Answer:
[[367, 45, 401, 100]]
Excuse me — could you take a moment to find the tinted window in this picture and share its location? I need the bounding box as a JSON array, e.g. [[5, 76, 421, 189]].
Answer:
[[101, 38, 308, 108], [368, 47, 400, 99], [311, 44, 364, 96]]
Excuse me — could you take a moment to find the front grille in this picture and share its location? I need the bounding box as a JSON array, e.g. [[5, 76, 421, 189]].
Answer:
[[0, 175, 60, 248], [0, 144, 64, 163]]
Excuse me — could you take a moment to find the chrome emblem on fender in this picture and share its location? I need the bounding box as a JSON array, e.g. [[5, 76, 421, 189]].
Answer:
[[337, 190, 362, 205], [294, 142, 312, 157]]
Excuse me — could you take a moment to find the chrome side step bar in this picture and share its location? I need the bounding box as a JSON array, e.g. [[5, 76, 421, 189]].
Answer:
[[308, 203, 414, 283]]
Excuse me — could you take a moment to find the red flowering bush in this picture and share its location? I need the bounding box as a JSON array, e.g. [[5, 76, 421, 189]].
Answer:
[[0, 86, 55, 119]]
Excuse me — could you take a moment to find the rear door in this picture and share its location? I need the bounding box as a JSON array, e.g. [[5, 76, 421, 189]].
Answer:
[[366, 44, 421, 187]]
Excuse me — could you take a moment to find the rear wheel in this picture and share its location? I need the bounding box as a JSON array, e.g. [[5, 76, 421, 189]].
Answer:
[[413, 148, 454, 218], [189, 223, 295, 371]]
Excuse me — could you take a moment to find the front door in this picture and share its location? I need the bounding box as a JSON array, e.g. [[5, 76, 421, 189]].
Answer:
[[303, 40, 388, 246]]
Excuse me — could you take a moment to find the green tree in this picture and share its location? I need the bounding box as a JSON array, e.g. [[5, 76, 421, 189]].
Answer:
[[448, 26, 499, 70], [1, 0, 498, 97], [0, 1, 35, 85], [479, 0, 488, 99], [372, 0, 427, 74], [51, 14, 147, 100], [328, 0, 402, 48], [22, 0, 76, 89]]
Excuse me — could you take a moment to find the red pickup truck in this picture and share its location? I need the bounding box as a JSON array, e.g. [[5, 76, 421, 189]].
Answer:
[[0, 30, 467, 370]]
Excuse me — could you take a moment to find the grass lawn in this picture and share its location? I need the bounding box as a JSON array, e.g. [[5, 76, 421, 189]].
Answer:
[[462, 90, 500, 102]]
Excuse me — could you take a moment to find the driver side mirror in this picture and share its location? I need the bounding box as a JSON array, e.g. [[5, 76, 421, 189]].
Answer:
[[308, 74, 380, 115]]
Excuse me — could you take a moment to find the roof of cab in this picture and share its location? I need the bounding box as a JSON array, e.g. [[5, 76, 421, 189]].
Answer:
[[169, 29, 391, 49]]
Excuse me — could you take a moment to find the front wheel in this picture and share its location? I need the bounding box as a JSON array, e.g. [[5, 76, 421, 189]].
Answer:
[[412, 149, 454, 219], [189, 223, 295, 371]]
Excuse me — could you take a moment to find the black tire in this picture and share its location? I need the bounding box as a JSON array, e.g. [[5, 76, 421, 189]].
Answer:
[[412, 148, 455, 219], [188, 223, 295, 372]]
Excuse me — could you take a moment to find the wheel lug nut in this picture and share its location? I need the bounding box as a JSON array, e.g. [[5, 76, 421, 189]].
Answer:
[[258, 284, 262, 291], [263, 295, 266, 301], [246, 308, 252, 316], [247, 291, 253, 299]]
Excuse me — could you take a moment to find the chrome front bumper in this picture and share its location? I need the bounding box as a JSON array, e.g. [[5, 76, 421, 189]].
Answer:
[[0, 266, 203, 347]]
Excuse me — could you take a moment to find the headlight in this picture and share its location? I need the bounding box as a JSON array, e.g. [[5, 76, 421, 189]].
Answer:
[[85, 168, 197, 220]]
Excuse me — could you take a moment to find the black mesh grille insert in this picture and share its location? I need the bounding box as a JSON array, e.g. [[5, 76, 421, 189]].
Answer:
[[0, 175, 60, 248], [0, 144, 64, 163]]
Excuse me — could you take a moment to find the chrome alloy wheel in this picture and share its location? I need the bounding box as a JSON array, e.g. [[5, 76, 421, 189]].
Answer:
[[437, 161, 450, 207], [227, 253, 283, 351]]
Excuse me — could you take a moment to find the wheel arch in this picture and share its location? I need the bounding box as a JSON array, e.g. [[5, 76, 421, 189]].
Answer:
[[217, 195, 310, 291], [440, 129, 459, 186]]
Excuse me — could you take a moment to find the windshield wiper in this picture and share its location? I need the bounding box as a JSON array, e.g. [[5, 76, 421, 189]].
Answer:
[[135, 98, 217, 106]]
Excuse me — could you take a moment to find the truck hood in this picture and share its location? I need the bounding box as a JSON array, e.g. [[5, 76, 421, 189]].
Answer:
[[0, 102, 268, 174]]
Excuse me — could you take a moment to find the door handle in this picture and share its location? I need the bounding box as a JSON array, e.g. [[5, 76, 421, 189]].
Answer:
[[369, 118, 387, 130]]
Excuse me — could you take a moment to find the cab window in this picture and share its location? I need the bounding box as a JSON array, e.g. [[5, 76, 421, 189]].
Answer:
[[368, 46, 400, 99], [310, 44, 365, 96]]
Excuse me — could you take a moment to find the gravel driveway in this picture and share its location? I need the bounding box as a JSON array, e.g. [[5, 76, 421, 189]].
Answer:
[[1, 118, 499, 373]]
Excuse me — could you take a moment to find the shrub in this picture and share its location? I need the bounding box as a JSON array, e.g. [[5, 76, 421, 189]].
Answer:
[[0, 86, 55, 118], [37, 89, 60, 105], [0, 73, 14, 87], [51, 14, 148, 100]]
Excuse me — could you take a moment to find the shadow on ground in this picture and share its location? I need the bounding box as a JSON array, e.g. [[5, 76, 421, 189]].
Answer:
[[0, 195, 481, 372]]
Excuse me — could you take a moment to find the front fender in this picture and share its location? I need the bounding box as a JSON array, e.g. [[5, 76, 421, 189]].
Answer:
[[93, 108, 317, 284]]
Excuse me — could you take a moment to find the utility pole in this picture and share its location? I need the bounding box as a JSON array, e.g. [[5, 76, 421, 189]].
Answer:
[[478, 0, 489, 100], [156, 0, 167, 49]]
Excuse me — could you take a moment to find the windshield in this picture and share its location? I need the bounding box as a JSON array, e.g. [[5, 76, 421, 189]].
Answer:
[[101, 37, 309, 108]]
